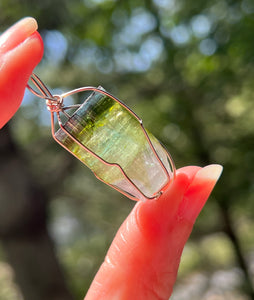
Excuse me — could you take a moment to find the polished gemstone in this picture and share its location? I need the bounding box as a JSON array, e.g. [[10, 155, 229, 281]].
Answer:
[[55, 89, 174, 201]]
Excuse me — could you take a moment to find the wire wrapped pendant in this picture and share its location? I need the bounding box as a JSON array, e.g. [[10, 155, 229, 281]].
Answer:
[[27, 74, 175, 201]]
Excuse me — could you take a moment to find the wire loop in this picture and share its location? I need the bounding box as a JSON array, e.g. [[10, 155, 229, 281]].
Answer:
[[27, 73, 175, 201]]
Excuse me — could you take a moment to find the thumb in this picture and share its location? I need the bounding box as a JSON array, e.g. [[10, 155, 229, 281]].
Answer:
[[0, 17, 44, 128], [85, 165, 222, 300]]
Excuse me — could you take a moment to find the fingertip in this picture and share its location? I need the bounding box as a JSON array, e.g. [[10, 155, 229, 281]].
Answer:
[[179, 164, 223, 223], [175, 165, 201, 182], [135, 171, 191, 239], [0, 17, 39, 54], [0, 31, 43, 128]]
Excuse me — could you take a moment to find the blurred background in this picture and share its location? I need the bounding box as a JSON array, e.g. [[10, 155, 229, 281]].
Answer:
[[0, 0, 254, 299]]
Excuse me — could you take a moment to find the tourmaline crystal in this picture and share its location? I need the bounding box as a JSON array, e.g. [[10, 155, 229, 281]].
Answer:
[[55, 89, 174, 201]]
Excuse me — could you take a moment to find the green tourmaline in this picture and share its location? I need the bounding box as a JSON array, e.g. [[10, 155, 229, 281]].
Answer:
[[55, 89, 173, 201]]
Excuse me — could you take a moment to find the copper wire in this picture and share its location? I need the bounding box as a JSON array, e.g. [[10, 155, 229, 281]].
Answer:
[[27, 73, 175, 201]]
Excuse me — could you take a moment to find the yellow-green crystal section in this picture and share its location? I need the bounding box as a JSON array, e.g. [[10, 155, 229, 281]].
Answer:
[[55, 91, 169, 200]]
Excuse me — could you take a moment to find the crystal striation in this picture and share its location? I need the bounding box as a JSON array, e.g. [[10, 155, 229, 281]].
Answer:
[[55, 89, 174, 201]]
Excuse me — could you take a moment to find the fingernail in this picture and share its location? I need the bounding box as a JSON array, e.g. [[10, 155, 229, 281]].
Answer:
[[0, 17, 38, 53], [15, 17, 38, 36], [194, 164, 223, 182]]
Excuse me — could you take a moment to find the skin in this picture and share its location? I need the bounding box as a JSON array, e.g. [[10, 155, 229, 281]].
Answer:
[[0, 17, 43, 128], [0, 18, 222, 300]]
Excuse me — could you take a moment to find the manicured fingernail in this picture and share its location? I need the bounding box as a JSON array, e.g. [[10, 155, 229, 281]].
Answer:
[[194, 164, 223, 182], [0, 17, 38, 53], [16, 17, 38, 35]]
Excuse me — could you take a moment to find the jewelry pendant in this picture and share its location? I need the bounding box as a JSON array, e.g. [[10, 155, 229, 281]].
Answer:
[[27, 74, 175, 201]]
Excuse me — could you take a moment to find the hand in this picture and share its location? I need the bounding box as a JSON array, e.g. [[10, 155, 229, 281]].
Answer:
[[0, 18, 222, 300]]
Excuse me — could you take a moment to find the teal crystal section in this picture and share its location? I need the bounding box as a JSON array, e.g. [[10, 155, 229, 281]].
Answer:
[[55, 89, 173, 201]]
